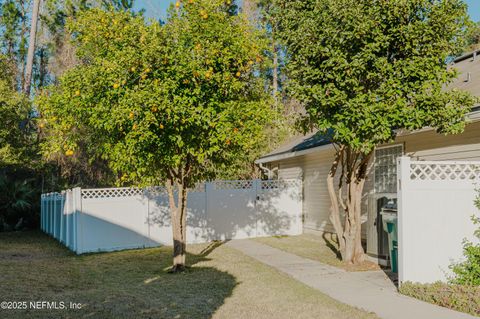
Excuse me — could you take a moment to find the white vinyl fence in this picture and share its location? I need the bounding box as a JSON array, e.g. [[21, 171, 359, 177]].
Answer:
[[397, 157, 480, 284], [41, 179, 302, 254]]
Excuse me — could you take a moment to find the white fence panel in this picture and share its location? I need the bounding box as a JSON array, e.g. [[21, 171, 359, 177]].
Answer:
[[397, 157, 480, 284], [206, 180, 258, 241], [79, 188, 156, 254], [147, 186, 209, 245], [41, 179, 303, 254], [256, 179, 303, 237]]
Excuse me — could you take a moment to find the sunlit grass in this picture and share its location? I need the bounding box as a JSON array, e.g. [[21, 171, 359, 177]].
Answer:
[[254, 233, 381, 272], [0, 231, 378, 319]]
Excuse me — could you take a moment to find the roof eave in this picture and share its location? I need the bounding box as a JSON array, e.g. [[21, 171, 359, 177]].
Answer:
[[256, 108, 480, 164], [255, 143, 334, 164]]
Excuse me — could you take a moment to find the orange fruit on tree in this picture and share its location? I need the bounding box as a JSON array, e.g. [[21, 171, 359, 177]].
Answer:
[[129, 112, 134, 119], [235, 71, 241, 77], [75, 90, 80, 96], [65, 150, 74, 156], [113, 83, 119, 89], [159, 123, 164, 129]]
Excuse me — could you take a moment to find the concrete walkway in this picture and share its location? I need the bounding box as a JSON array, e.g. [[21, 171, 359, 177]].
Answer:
[[226, 239, 475, 319]]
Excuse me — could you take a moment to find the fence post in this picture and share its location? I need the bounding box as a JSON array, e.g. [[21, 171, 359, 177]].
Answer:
[[54, 194, 58, 237], [72, 187, 82, 254], [205, 182, 212, 236], [48, 194, 52, 236], [40, 195, 44, 232], [64, 190, 72, 249], [397, 156, 410, 284], [59, 191, 65, 243], [254, 179, 261, 237]]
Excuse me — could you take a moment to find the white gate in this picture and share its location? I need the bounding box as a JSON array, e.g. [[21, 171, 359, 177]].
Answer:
[[397, 157, 480, 284], [41, 179, 302, 254]]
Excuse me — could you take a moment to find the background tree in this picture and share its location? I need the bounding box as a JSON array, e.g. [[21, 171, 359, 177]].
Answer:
[[0, 55, 31, 167], [38, 0, 275, 271], [276, 0, 476, 264], [465, 21, 480, 53], [24, 0, 41, 95]]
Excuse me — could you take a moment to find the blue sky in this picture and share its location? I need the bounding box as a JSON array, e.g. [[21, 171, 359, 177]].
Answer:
[[135, 0, 480, 22], [466, 0, 480, 21]]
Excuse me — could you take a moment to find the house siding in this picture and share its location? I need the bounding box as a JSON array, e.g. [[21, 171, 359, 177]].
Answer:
[[272, 120, 480, 237], [399, 121, 480, 161]]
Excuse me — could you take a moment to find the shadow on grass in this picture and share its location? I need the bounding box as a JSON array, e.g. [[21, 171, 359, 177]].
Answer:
[[322, 232, 342, 261], [0, 231, 237, 319]]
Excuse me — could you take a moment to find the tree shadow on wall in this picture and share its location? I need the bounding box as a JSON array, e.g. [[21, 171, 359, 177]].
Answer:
[[144, 182, 302, 245]]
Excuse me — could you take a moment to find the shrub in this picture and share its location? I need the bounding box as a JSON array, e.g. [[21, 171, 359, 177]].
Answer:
[[449, 193, 480, 286], [399, 282, 480, 316], [0, 172, 37, 231]]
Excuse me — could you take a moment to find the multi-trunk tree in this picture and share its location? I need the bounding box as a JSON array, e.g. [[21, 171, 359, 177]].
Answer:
[[38, 0, 274, 271], [276, 0, 476, 264]]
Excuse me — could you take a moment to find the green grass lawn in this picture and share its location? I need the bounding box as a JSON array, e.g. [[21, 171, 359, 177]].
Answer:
[[399, 282, 480, 317], [254, 233, 380, 272], [0, 231, 378, 319]]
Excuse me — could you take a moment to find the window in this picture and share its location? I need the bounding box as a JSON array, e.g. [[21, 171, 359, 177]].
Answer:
[[374, 145, 403, 194]]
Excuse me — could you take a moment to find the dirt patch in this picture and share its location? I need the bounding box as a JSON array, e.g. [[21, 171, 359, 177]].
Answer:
[[343, 260, 381, 272]]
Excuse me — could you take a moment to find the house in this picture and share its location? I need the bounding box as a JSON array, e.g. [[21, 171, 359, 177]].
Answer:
[[256, 50, 480, 262]]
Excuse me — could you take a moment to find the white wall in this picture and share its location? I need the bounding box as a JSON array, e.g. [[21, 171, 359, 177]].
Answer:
[[42, 179, 303, 254], [397, 157, 480, 284]]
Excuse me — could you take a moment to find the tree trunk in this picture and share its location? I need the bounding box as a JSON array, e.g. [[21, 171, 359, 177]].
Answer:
[[166, 177, 188, 272], [327, 146, 371, 264], [272, 35, 278, 106], [327, 148, 346, 258], [24, 0, 41, 95]]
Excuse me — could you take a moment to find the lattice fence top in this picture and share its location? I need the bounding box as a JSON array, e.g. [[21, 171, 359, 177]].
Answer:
[[145, 183, 206, 194], [145, 186, 166, 195], [189, 183, 206, 193], [261, 179, 301, 190], [48, 179, 302, 199], [213, 180, 254, 190], [410, 162, 480, 181], [81, 187, 144, 199], [41, 192, 64, 200]]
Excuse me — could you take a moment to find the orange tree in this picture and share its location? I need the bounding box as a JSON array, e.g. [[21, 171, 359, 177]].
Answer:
[[37, 1, 273, 271]]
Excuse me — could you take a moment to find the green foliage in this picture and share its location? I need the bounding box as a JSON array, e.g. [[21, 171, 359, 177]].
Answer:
[[38, 1, 274, 187], [399, 281, 480, 316], [465, 21, 480, 53], [275, 0, 476, 154], [0, 172, 37, 230], [449, 193, 480, 286], [0, 55, 31, 167]]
